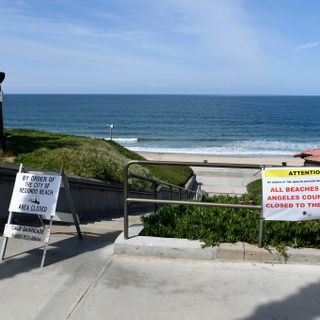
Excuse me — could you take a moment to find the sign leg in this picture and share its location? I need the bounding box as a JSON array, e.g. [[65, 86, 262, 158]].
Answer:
[[1, 210, 15, 260], [38, 214, 45, 227], [40, 216, 53, 268], [0, 237, 8, 260], [61, 168, 82, 239]]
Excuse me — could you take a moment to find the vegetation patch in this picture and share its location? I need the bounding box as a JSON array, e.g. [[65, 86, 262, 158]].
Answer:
[[141, 194, 320, 252], [1, 129, 193, 187], [247, 178, 262, 196]]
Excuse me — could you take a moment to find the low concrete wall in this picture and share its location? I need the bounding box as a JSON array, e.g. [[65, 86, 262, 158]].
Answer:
[[185, 174, 197, 190], [0, 164, 197, 222], [0, 166, 14, 222], [0, 164, 154, 222], [157, 174, 197, 201]]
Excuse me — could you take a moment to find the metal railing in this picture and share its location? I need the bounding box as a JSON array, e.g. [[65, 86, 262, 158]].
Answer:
[[128, 172, 203, 216], [129, 172, 202, 201], [124, 160, 266, 246]]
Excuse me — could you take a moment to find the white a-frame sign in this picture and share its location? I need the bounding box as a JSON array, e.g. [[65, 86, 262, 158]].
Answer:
[[1, 164, 82, 267]]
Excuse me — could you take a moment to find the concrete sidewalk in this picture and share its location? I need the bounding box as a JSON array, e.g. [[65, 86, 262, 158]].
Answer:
[[0, 224, 116, 320], [0, 216, 138, 320], [68, 255, 320, 320], [1, 216, 320, 320], [192, 167, 260, 195]]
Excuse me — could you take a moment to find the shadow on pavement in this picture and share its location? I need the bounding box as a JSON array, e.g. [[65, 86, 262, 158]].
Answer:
[[0, 229, 121, 280], [243, 281, 320, 320]]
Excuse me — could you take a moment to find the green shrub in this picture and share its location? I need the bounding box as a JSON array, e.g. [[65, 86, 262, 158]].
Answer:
[[16, 146, 149, 183], [144, 164, 193, 187], [247, 179, 262, 196], [107, 140, 193, 186], [142, 194, 320, 252], [2, 129, 192, 187]]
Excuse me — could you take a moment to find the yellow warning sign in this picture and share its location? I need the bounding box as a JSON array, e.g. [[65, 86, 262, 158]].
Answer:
[[263, 168, 320, 178]]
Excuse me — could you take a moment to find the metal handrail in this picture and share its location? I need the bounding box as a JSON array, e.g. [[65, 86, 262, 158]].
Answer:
[[128, 172, 197, 194], [123, 160, 266, 246], [128, 171, 202, 216], [126, 198, 261, 210], [126, 160, 262, 169]]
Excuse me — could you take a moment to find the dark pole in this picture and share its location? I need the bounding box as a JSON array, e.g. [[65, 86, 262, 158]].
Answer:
[[0, 72, 6, 151]]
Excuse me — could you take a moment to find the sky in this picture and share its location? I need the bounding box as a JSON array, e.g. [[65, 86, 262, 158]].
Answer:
[[1, 0, 320, 94]]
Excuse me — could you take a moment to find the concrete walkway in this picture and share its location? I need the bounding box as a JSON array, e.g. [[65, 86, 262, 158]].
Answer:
[[69, 255, 320, 320], [1, 216, 320, 320], [192, 167, 261, 195], [0, 216, 138, 320]]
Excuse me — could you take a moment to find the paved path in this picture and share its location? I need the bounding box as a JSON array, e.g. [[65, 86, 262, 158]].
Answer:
[[192, 167, 261, 195], [1, 216, 320, 320], [69, 255, 320, 320]]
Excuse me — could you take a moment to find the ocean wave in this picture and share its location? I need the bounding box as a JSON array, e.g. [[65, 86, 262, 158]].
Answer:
[[128, 140, 320, 156], [110, 138, 138, 143], [137, 137, 224, 142]]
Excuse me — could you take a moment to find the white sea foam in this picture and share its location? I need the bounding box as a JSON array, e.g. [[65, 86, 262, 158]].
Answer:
[[105, 138, 138, 143], [128, 140, 320, 156]]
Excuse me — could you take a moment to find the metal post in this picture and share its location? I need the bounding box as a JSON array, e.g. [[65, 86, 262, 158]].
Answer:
[[179, 188, 182, 200], [124, 163, 129, 239], [170, 186, 173, 200], [258, 209, 265, 248], [109, 123, 114, 141], [258, 165, 265, 248], [0, 72, 6, 151], [153, 183, 157, 214]]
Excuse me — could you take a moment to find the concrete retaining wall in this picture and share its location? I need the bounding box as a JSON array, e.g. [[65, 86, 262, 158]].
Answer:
[[0, 164, 154, 221], [0, 164, 197, 222]]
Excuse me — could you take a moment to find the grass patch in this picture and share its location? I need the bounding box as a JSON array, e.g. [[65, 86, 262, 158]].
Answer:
[[141, 194, 320, 252], [1, 129, 193, 186], [247, 179, 262, 196], [144, 164, 193, 187], [107, 140, 192, 187], [5, 129, 81, 155]]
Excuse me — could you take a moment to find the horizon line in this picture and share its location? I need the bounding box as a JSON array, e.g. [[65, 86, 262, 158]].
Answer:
[[5, 93, 320, 97]]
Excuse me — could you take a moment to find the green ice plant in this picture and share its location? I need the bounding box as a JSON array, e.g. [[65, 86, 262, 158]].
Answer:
[[141, 194, 320, 253]]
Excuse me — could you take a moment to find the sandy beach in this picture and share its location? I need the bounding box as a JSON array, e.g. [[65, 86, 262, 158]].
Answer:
[[138, 152, 305, 194], [137, 151, 305, 194], [138, 152, 304, 167]]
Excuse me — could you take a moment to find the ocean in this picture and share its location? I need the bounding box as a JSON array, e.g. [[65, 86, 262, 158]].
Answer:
[[3, 94, 320, 156]]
